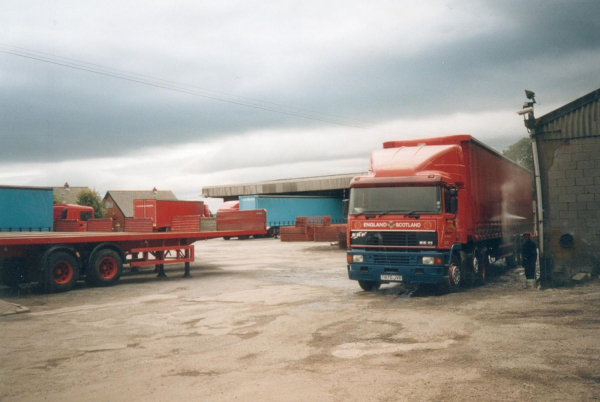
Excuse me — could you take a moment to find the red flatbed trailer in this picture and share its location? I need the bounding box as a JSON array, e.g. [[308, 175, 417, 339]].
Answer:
[[0, 227, 266, 293]]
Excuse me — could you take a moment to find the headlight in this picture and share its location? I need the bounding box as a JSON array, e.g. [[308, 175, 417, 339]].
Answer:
[[422, 256, 435, 265], [353, 255, 364, 263], [421, 256, 442, 265]]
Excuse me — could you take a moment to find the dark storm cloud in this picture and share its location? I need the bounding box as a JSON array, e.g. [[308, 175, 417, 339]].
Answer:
[[1, 0, 599, 164]]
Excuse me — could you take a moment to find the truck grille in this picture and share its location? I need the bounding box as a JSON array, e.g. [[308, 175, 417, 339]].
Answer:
[[372, 255, 414, 265], [351, 231, 437, 248]]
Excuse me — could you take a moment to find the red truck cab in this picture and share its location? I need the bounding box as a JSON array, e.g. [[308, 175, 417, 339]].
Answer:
[[53, 204, 95, 232]]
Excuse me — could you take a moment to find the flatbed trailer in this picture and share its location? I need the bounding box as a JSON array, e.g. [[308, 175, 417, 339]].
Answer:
[[0, 228, 266, 293]]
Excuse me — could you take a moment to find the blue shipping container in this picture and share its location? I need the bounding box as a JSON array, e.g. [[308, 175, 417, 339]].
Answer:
[[0, 186, 54, 231], [239, 195, 345, 228]]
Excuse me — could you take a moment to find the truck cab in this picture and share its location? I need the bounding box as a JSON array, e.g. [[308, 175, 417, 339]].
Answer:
[[53, 204, 95, 232]]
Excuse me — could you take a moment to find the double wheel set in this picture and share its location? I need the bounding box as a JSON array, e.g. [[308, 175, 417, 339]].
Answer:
[[45, 245, 123, 293]]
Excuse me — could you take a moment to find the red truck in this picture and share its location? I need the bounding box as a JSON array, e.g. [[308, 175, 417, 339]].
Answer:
[[346, 135, 533, 292], [0, 215, 266, 293], [53, 204, 95, 232], [133, 200, 207, 231]]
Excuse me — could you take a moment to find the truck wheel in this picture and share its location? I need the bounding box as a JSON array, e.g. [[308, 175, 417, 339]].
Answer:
[[473, 248, 486, 286], [358, 280, 381, 291], [461, 252, 474, 288], [45, 251, 80, 293], [267, 228, 276, 238], [223, 236, 231, 240], [88, 249, 123, 287]]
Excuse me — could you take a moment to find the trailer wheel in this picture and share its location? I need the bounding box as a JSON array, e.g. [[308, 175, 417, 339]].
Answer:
[[45, 251, 80, 293], [88, 249, 123, 287], [358, 280, 381, 292], [473, 248, 487, 286], [461, 252, 474, 288], [223, 236, 231, 240]]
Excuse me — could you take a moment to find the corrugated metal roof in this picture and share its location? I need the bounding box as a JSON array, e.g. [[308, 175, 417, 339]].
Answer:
[[535, 88, 600, 141], [202, 173, 366, 198], [104, 190, 177, 217]]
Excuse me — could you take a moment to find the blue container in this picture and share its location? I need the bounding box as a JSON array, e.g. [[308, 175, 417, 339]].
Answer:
[[239, 195, 345, 228], [0, 186, 54, 232]]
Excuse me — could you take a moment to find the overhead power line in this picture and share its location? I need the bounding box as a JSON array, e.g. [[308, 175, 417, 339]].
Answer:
[[0, 44, 381, 131]]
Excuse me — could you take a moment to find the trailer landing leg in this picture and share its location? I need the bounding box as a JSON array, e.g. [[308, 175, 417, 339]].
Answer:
[[184, 262, 191, 278]]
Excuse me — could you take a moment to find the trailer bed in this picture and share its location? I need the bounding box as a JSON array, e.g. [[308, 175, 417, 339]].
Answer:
[[0, 229, 264, 246]]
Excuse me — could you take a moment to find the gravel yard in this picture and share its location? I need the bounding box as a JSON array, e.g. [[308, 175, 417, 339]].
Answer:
[[1, 238, 599, 401]]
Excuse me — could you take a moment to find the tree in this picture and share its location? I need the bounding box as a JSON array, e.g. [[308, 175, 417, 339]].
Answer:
[[53, 193, 61, 204], [76, 189, 106, 218], [503, 137, 534, 171]]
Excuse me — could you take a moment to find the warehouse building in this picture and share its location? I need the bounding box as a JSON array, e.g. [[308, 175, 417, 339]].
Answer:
[[530, 88, 600, 283], [201, 172, 364, 201]]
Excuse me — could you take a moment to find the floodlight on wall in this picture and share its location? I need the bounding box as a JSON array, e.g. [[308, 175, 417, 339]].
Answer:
[[525, 90, 536, 103]]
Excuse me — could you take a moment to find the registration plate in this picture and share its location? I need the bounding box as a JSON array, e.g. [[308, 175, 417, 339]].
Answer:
[[381, 274, 403, 282]]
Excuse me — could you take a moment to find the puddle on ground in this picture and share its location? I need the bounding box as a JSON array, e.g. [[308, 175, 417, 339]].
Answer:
[[332, 339, 456, 359]]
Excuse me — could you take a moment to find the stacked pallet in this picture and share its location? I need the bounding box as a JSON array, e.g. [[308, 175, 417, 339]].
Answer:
[[216, 209, 266, 231], [313, 224, 347, 242], [280, 216, 346, 242]]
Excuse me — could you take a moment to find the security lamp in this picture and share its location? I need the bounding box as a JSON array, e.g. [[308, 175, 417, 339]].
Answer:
[[525, 90, 536, 103]]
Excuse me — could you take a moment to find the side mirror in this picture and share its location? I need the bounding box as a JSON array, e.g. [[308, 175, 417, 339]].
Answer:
[[342, 199, 349, 215]]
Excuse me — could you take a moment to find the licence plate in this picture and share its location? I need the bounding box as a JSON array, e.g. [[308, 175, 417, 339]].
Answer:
[[381, 274, 403, 282]]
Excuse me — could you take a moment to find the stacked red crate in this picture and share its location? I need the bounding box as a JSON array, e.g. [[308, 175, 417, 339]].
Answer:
[[87, 219, 113, 232], [216, 209, 266, 231], [313, 224, 347, 242]]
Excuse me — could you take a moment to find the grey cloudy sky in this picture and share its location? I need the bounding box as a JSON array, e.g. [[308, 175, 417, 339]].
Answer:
[[1, 0, 599, 206]]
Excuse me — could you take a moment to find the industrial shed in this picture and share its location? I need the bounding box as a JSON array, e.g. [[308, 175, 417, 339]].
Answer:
[[201, 173, 364, 201], [530, 88, 600, 283]]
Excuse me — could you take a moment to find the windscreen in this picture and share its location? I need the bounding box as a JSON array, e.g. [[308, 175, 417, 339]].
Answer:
[[349, 186, 442, 215]]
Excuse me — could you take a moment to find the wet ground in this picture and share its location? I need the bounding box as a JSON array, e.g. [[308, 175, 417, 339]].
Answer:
[[1, 239, 599, 401]]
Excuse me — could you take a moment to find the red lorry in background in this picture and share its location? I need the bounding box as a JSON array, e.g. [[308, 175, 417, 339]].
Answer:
[[133, 199, 209, 231], [346, 135, 533, 292], [53, 204, 95, 232]]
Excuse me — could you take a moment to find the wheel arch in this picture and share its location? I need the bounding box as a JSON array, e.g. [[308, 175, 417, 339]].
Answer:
[[40, 245, 80, 272]]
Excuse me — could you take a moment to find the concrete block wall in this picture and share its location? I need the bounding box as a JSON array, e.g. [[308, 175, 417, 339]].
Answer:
[[541, 137, 600, 282]]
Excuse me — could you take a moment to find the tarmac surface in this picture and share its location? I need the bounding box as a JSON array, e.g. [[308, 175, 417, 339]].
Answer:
[[1, 238, 599, 401]]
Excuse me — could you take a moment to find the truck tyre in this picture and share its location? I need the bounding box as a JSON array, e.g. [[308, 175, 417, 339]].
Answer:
[[267, 227, 276, 238], [461, 251, 474, 288], [358, 280, 381, 291], [473, 248, 487, 286], [87, 249, 123, 287], [438, 254, 461, 294], [45, 251, 80, 293], [223, 236, 231, 240]]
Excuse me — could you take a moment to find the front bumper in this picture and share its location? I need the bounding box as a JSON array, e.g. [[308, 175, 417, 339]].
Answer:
[[347, 249, 449, 285]]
